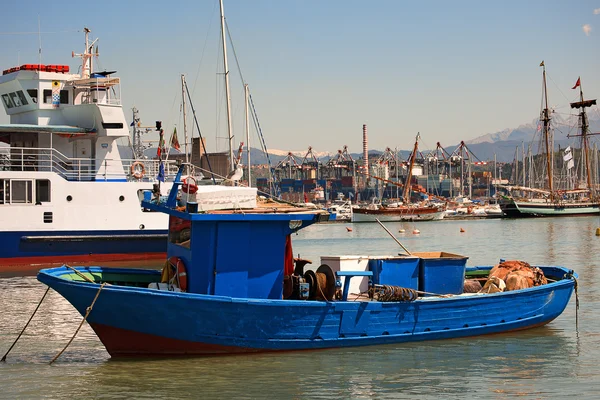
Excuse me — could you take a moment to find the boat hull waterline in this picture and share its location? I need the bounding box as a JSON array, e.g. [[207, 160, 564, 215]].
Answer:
[[352, 208, 445, 222], [37, 265, 575, 356], [0, 231, 167, 268], [500, 198, 600, 218]]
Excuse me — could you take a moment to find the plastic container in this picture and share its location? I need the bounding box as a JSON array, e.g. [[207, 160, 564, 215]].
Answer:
[[413, 251, 468, 295], [368, 256, 420, 289], [320, 256, 370, 297]]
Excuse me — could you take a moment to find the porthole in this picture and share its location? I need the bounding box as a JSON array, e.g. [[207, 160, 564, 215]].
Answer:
[[66, 195, 73, 202], [119, 195, 125, 202], [139, 224, 145, 230]]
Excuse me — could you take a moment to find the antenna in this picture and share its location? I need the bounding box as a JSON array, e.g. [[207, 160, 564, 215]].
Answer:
[[71, 27, 98, 79], [37, 16, 42, 65]]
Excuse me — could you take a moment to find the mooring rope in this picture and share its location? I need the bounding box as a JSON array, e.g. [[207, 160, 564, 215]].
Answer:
[[49, 282, 106, 365], [574, 277, 579, 330], [1, 286, 51, 362], [63, 264, 95, 283]]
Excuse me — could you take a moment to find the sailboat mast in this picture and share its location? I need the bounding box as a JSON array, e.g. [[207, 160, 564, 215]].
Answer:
[[245, 83, 251, 187], [220, 0, 235, 171], [181, 75, 189, 164], [403, 133, 419, 202], [577, 85, 592, 194], [569, 78, 597, 199], [541, 64, 554, 196]]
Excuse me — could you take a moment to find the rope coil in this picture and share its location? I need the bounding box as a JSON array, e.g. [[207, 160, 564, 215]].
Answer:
[[369, 284, 419, 302]]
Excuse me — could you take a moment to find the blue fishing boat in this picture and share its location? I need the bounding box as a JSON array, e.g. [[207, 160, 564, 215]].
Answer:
[[36, 165, 577, 357]]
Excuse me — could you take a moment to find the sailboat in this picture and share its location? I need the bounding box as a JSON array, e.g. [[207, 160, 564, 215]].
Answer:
[[499, 63, 600, 217], [352, 134, 446, 222]]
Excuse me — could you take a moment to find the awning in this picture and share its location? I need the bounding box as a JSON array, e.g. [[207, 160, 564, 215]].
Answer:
[[0, 124, 96, 135]]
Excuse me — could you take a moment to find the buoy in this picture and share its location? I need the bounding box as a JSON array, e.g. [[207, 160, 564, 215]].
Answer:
[[398, 228, 406, 233], [346, 227, 353, 232], [412, 229, 420, 235], [596, 227, 600, 236], [460, 227, 465, 233]]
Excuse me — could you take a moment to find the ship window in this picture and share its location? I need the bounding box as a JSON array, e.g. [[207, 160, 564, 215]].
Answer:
[[27, 89, 38, 103], [9, 92, 22, 107], [11, 180, 33, 204], [0, 179, 5, 204], [16, 91, 28, 106], [60, 90, 69, 104], [2, 94, 14, 108], [3, 180, 9, 203], [43, 89, 52, 104], [36, 179, 51, 203]]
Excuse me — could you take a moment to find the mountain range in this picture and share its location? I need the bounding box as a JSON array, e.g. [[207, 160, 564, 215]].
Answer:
[[259, 111, 599, 164]]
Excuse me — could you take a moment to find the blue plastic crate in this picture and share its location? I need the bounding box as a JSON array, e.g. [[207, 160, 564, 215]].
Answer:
[[414, 251, 468, 295], [368, 256, 420, 289]]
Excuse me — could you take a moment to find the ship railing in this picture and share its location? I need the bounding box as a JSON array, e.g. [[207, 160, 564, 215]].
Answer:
[[120, 158, 179, 182], [0, 146, 178, 182], [72, 77, 122, 106]]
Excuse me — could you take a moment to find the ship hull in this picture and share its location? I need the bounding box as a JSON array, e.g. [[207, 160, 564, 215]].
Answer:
[[500, 198, 600, 217], [351, 207, 445, 222], [0, 230, 166, 269]]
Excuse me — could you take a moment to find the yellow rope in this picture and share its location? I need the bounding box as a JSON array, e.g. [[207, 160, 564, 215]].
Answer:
[[49, 282, 106, 365]]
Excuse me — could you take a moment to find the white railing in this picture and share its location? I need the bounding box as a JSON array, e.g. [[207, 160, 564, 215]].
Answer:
[[0, 146, 179, 182]]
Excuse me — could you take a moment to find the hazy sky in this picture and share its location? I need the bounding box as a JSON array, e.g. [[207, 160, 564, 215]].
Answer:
[[1, 0, 599, 154]]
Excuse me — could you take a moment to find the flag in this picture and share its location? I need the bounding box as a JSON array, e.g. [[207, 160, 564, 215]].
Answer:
[[170, 127, 181, 151], [540, 60, 544, 67], [567, 159, 574, 170], [51, 80, 60, 108], [572, 77, 581, 89], [157, 162, 165, 182], [157, 128, 164, 158]]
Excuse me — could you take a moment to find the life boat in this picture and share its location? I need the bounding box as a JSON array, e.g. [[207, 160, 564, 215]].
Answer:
[[130, 161, 145, 180], [182, 176, 198, 194]]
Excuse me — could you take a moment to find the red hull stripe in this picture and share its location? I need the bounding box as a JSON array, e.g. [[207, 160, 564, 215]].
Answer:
[[91, 323, 256, 357], [0, 252, 165, 271]]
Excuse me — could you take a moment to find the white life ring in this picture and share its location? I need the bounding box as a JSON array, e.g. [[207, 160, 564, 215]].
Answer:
[[131, 161, 145, 180]]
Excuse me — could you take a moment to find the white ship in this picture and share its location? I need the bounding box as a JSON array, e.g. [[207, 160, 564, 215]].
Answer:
[[0, 28, 180, 267]]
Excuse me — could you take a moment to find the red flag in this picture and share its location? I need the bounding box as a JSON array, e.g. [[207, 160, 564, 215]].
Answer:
[[284, 235, 294, 276], [572, 77, 581, 89], [170, 127, 181, 151]]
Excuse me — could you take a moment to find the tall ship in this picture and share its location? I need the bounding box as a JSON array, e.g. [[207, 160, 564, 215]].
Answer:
[[352, 134, 445, 222], [499, 63, 600, 217], [0, 29, 183, 267]]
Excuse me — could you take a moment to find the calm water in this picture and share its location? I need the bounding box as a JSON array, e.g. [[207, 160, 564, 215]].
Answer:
[[1, 217, 600, 399]]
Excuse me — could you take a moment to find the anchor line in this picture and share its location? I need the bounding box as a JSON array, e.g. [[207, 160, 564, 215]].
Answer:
[[49, 282, 106, 365], [1, 287, 50, 362]]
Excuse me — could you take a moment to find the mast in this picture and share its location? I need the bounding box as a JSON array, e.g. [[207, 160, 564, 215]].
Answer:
[[219, 0, 235, 171], [72, 28, 98, 80], [541, 63, 553, 197], [403, 133, 420, 203], [245, 83, 251, 187], [132, 107, 138, 158], [569, 78, 598, 199], [181, 75, 189, 164]]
